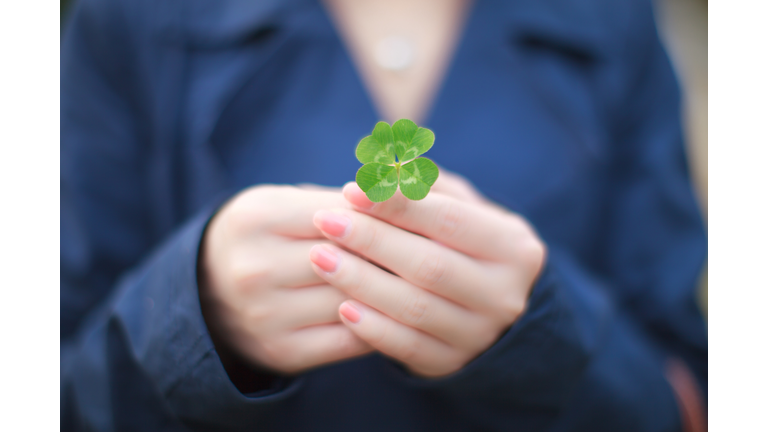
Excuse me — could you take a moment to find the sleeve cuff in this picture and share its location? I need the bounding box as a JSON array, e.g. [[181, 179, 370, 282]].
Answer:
[[383, 249, 612, 409], [110, 195, 306, 428]]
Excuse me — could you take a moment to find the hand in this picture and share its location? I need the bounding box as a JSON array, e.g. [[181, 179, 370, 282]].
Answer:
[[429, 168, 496, 207], [198, 185, 373, 375], [308, 182, 546, 378]]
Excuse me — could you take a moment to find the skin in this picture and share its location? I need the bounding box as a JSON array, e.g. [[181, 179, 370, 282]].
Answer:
[[198, 185, 373, 374], [199, 171, 546, 378], [311, 180, 546, 377]]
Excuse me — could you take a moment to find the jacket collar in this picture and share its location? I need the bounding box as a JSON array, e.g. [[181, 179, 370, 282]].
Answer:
[[163, 0, 609, 57], [500, 0, 611, 61], [158, 0, 308, 48]]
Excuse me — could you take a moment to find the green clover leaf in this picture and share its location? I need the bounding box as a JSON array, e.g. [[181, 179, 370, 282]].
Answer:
[[355, 119, 439, 202]]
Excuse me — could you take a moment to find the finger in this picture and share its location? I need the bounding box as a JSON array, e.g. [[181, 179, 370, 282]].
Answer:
[[233, 185, 351, 238], [338, 300, 463, 377], [265, 324, 373, 374], [277, 240, 340, 288], [278, 285, 351, 330], [230, 239, 334, 288], [309, 244, 489, 349], [342, 182, 533, 262], [312, 209, 499, 311], [266, 187, 351, 237], [296, 183, 342, 193], [428, 169, 488, 205]]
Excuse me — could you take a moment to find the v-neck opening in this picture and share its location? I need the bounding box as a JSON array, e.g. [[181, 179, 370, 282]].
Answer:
[[317, 0, 479, 127]]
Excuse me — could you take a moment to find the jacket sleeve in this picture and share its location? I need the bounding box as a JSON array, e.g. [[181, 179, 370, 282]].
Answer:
[[60, 1, 302, 430], [382, 4, 707, 432]]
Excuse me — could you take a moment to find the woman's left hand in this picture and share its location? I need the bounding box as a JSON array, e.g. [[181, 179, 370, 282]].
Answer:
[[309, 182, 547, 378]]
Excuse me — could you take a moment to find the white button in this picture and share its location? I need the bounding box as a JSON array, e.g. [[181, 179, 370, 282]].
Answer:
[[375, 36, 415, 71]]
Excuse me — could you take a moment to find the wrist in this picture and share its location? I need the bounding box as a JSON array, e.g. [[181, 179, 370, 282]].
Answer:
[[198, 260, 282, 395]]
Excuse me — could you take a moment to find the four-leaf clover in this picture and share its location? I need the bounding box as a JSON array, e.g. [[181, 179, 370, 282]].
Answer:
[[355, 119, 439, 202]]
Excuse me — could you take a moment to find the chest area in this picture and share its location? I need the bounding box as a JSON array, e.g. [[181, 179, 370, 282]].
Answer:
[[182, 3, 612, 250], [322, 0, 471, 124]]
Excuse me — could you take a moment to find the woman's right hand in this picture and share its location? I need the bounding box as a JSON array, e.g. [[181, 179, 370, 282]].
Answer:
[[198, 185, 373, 375]]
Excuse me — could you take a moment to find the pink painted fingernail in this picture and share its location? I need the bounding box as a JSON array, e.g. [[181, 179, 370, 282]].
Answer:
[[343, 183, 375, 210], [313, 210, 351, 238], [309, 245, 340, 273], [339, 301, 363, 324]]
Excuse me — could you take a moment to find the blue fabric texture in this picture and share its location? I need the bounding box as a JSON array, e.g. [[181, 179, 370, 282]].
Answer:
[[60, 0, 707, 430]]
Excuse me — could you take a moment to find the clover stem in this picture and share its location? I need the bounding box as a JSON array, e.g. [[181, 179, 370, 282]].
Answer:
[[395, 161, 400, 176]]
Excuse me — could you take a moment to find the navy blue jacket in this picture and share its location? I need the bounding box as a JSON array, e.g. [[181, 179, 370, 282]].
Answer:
[[61, 0, 708, 430]]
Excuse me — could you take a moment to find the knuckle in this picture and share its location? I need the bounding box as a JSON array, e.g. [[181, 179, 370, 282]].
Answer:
[[445, 353, 470, 374], [435, 201, 466, 239], [259, 339, 286, 367], [225, 200, 268, 233], [471, 321, 501, 351], [413, 253, 449, 288], [279, 359, 302, 375], [230, 185, 296, 231], [244, 301, 272, 324], [288, 349, 312, 374], [220, 202, 250, 234], [335, 331, 353, 354], [496, 215, 544, 262], [251, 183, 287, 200], [356, 222, 384, 255], [421, 352, 465, 377], [280, 344, 311, 374], [398, 294, 431, 327], [494, 229, 520, 260], [521, 238, 547, 277], [344, 264, 373, 297], [369, 321, 390, 347], [384, 197, 409, 221], [498, 292, 526, 323], [394, 337, 420, 363], [230, 258, 270, 295], [336, 330, 360, 355]]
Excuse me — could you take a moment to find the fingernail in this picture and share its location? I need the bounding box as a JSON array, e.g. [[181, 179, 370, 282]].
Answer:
[[343, 183, 375, 210], [314, 210, 351, 238], [309, 245, 340, 273], [339, 301, 362, 324]]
